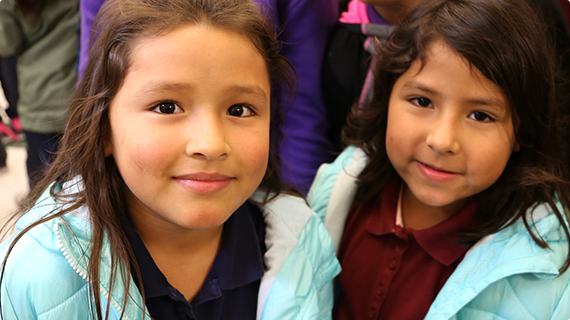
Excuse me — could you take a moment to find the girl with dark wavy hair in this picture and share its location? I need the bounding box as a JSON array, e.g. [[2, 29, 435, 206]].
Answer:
[[0, 0, 340, 319], [309, 0, 570, 318]]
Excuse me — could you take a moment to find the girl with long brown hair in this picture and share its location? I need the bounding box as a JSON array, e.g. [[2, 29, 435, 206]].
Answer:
[[309, 0, 570, 318], [0, 0, 340, 319]]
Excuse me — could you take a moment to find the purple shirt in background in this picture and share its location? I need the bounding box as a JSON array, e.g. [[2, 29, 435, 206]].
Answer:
[[79, 0, 338, 194], [78, 0, 105, 78], [366, 5, 390, 25]]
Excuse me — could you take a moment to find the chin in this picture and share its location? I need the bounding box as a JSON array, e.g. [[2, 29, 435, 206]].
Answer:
[[414, 191, 459, 208]]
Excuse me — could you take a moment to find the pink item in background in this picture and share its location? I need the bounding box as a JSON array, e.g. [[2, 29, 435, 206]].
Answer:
[[339, 0, 371, 23]]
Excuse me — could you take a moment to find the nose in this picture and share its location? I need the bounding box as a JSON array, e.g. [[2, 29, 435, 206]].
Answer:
[[185, 113, 230, 160], [425, 114, 460, 155]]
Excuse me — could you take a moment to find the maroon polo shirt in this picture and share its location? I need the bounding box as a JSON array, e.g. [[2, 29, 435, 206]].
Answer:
[[335, 179, 478, 320]]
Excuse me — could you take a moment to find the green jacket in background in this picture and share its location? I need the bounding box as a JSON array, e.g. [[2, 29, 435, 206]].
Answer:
[[0, 0, 79, 133]]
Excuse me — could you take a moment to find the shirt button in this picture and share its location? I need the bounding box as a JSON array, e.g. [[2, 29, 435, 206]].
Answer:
[[389, 259, 397, 270], [377, 283, 384, 296], [369, 308, 375, 319]]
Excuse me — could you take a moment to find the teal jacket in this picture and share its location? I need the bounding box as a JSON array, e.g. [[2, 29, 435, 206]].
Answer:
[[308, 146, 570, 320], [0, 179, 340, 319]]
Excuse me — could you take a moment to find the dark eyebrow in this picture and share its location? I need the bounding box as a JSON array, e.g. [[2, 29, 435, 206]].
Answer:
[[401, 80, 505, 108], [136, 82, 268, 103], [227, 85, 269, 103], [137, 81, 195, 96], [401, 81, 440, 97]]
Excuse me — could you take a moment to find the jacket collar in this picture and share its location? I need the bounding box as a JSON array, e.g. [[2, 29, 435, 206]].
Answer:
[[19, 178, 326, 320], [425, 204, 565, 319], [16, 178, 150, 320], [320, 147, 567, 320]]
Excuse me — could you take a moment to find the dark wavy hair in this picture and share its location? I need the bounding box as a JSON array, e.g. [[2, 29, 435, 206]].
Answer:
[[1, 0, 295, 319], [344, 0, 570, 272]]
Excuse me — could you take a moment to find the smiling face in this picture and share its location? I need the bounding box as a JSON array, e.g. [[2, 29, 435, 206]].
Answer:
[[385, 40, 517, 218], [106, 24, 271, 235]]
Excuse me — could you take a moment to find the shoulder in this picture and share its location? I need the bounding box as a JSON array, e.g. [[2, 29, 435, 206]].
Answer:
[[307, 145, 366, 223], [253, 192, 340, 320], [453, 261, 570, 320], [0, 0, 23, 57], [0, 0, 16, 12], [468, 201, 568, 259], [252, 191, 335, 251], [0, 221, 90, 318], [429, 202, 570, 319], [308, 146, 365, 199], [251, 192, 339, 270], [1, 185, 92, 318]]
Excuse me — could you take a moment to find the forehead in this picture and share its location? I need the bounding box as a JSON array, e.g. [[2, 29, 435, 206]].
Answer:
[[129, 23, 264, 68], [106, 23, 273, 121], [398, 40, 508, 110], [121, 24, 271, 96]]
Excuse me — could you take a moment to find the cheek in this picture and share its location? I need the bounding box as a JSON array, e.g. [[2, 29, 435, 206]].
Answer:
[[468, 142, 513, 187], [245, 130, 270, 174], [112, 125, 176, 174], [231, 122, 271, 188], [385, 107, 406, 163]]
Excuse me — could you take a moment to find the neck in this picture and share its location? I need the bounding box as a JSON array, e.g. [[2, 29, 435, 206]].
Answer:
[[372, 2, 420, 25], [135, 219, 224, 255], [130, 213, 224, 302], [400, 185, 467, 230]]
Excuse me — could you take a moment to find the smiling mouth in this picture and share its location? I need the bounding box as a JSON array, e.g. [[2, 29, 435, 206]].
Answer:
[[175, 172, 233, 180], [173, 173, 235, 194], [418, 162, 455, 174], [417, 161, 459, 182]]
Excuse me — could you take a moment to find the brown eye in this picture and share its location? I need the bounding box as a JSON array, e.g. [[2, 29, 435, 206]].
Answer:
[[158, 102, 176, 114], [410, 97, 433, 108], [152, 102, 181, 114], [227, 104, 254, 117], [470, 111, 494, 122], [416, 97, 432, 107]]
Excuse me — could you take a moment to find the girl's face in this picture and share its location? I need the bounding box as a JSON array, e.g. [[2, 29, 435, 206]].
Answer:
[[386, 40, 518, 218], [106, 24, 271, 236]]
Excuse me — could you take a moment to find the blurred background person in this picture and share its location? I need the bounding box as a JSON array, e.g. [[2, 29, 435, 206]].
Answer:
[[0, 56, 21, 139], [0, 0, 80, 188]]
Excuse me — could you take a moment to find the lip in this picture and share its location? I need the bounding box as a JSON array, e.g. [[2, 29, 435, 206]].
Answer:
[[416, 161, 460, 182], [173, 172, 234, 194]]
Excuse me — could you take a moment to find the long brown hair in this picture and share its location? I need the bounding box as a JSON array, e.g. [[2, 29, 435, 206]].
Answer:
[[0, 0, 294, 319], [344, 0, 570, 272]]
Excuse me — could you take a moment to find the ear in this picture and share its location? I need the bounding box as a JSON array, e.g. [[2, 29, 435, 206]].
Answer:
[[104, 139, 113, 157], [513, 141, 520, 152]]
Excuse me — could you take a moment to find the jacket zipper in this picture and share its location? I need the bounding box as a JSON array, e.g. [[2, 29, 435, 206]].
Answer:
[[54, 219, 130, 320]]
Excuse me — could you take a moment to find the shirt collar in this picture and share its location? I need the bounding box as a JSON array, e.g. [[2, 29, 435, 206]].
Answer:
[[366, 177, 479, 266], [366, 176, 400, 236], [413, 201, 478, 266], [123, 201, 265, 301], [123, 219, 170, 299], [207, 201, 265, 291]]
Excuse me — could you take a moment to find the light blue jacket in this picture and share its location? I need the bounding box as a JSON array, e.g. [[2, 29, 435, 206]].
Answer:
[[308, 146, 570, 320], [0, 179, 340, 320]]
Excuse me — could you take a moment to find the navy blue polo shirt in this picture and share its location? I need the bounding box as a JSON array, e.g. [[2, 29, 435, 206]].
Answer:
[[123, 201, 266, 320]]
